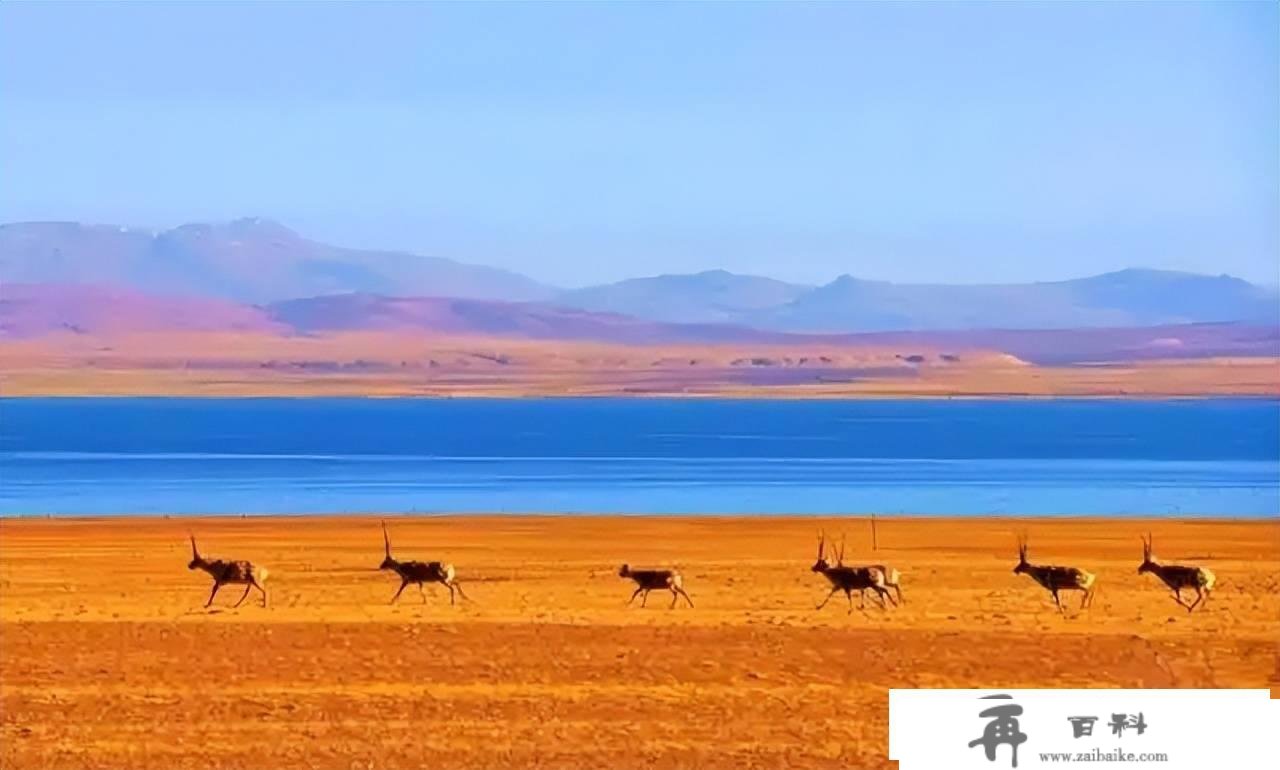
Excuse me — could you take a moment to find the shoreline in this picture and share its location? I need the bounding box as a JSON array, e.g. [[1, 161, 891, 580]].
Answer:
[[3, 511, 1277, 521], [2, 346, 1276, 399], [3, 391, 1280, 400]]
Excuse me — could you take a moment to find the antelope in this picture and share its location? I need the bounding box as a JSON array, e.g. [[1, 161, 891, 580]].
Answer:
[[811, 532, 894, 613], [1139, 533, 1215, 613], [1012, 535, 1095, 613], [842, 533, 905, 606], [379, 521, 468, 605], [619, 564, 693, 608], [187, 535, 269, 609]]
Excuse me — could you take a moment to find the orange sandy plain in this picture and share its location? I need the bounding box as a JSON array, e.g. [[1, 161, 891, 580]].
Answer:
[[2, 515, 1277, 769]]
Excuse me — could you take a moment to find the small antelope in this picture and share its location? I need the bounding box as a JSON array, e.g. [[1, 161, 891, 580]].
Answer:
[[379, 521, 468, 605], [811, 532, 894, 613], [1012, 536, 1095, 613], [842, 533, 905, 606], [1139, 533, 1215, 613], [187, 535, 269, 609], [619, 564, 693, 608]]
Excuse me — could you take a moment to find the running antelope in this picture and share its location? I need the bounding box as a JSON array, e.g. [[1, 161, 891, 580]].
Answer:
[[1012, 536, 1095, 612], [619, 564, 693, 608], [187, 535, 269, 609], [379, 521, 468, 605], [1139, 533, 1215, 613], [842, 533, 905, 606], [811, 532, 894, 613]]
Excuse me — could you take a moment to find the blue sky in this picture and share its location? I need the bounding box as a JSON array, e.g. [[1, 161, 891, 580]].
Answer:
[[2, 2, 1275, 287]]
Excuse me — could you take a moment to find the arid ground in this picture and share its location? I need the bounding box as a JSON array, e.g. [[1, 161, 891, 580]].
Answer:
[[2, 330, 1277, 398], [2, 516, 1277, 769]]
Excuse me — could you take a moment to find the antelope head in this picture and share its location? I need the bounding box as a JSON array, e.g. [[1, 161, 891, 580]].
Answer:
[[618, 564, 632, 578], [1138, 533, 1157, 575], [187, 535, 203, 570], [811, 531, 831, 572], [1012, 535, 1031, 575], [379, 521, 397, 571]]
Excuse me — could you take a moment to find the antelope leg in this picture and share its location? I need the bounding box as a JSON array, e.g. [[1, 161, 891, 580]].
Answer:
[[452, 581, 470, 603], [677, 587, 694, 608], [233, 584, 253, 608], [669, 589, 679, 609], [1051, 590, 1064, 613], [418, 583, 427, 604], [390, 580, 409, 604], [845, 589, 854, 614], [626, 587, 643, 606], [253, 579, 269, 608], [205, 582, 221, 608], [640, 590, 650, 608], [446, 583, 456, 606], [893, 585, 905, 606], [816, 587, 839, 610]]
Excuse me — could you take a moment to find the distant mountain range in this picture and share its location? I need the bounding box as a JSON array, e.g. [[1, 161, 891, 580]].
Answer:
[[3, 283, 1277, 365], [572, 268, 1280, 331], [0, 283, 794, 345], [0, 219, 553, 304], [2, 219, 1277, 332]]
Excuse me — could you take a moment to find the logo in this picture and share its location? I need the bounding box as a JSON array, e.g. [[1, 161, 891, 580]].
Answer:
[[969, 694, 1028, 767], [890, 689, 1276, 769]]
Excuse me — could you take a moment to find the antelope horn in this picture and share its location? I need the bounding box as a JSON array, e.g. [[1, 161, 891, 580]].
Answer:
[[382, 520, 391, 557], [189, 535, 198, 559], [816, 530, 825, 560], [839, 533, 847, 565]]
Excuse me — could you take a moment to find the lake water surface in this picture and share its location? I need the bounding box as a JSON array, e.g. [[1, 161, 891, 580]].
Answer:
[[1, 398, 1276, 516]]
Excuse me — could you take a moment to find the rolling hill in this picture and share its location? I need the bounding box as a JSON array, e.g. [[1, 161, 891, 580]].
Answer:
[[0, 283, 283, 337], [266, 293, 790, 345], [557, 269, 810, 324], [2, 283, 1276, 365]]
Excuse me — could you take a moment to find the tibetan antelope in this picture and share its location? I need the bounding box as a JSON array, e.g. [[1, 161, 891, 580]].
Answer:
[[379, 521, 468, 605], [1139, 533, 1215, 613], [618, 565, 693, 608], [1012, 535, 1095, 613], [811, 532, 894, 613], [187, 535, 269, 609], [841, 533, 905, 606]]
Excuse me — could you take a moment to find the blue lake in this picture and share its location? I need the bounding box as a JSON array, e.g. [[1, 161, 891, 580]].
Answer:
[[0, 398, 1276, 516]]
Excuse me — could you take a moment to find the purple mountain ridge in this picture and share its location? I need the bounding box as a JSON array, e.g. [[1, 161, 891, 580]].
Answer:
[[2, 219, 1277, 333], [2, 283, 1276, 365]]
